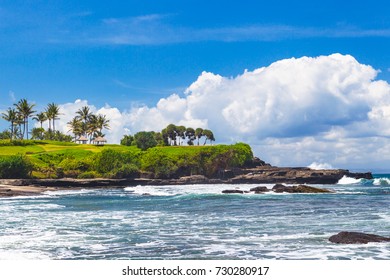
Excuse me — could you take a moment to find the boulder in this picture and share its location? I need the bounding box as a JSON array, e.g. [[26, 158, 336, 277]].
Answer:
[[222, 190, 244, 194], [272, 184, 291, 193], [272, 184, 332, 193], [250, 186, 270, 193], [291, 184, 333, 193], [329, 231, 390, 244]]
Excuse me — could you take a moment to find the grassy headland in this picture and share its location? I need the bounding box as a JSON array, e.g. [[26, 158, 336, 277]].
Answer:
[[0, 140, 254, 179]]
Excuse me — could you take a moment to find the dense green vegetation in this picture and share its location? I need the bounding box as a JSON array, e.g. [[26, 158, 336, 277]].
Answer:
[[0, 140, 253, 179], [0, 155, 33, 178]]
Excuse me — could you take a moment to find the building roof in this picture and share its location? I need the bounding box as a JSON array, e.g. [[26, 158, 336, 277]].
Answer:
[[77, 136, 88, 141], [94, 136, 107, 142]]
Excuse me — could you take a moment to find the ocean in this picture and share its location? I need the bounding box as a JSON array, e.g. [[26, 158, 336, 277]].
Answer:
[[1, 175, 390, 260]]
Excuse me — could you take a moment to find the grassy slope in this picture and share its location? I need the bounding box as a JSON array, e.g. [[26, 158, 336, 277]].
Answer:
[[0, 140, 253, 179], [0, 141, 141, 177]]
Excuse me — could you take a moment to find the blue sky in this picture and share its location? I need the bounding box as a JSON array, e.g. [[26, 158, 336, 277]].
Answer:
[[1, 0, 390, 171]]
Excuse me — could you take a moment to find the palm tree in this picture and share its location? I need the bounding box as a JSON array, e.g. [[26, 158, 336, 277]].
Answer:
[[33, 112, 47, 129], [14, 98, 36, 140], [96, 114, 110, 133], [1, 108, 18, 140], [76, 106, 92, 124], [87, 114, 99, 142], [45, 103, 61, 132], [76, 106, 92, 137], [67, 117, 82, 142]]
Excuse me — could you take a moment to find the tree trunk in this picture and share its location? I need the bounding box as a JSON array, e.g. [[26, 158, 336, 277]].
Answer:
[[26, 119, 29, 140]]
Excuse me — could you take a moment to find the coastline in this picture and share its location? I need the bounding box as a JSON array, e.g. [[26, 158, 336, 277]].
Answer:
[[0, 166, 372, 198]]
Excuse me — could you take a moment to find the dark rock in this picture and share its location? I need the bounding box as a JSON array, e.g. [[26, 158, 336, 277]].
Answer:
[[272, 184, 291, 193], [250, 186, 270, 192], [291, 184, 333, 193], [272, 184, 332, 193], [177, 175, 208, 184], [244, 157, 272, 168], [222, 190, 244, 194], [329, 231, 390, 244]]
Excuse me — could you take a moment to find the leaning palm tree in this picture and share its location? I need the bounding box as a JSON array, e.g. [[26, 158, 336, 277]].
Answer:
[[45, 103, 61, 132], [33, 112, 47, 129], [14, 98, 36, 140], [1, 108, 18, 140]]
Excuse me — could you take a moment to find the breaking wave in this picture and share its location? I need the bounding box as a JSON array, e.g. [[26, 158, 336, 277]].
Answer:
[[337, 175, 390, 186]]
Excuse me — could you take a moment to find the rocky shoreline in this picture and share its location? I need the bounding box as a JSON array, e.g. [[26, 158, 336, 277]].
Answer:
[[0, 165, 372, 198]]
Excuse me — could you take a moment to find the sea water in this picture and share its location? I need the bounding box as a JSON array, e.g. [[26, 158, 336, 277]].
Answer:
[[1, 175, 390, 260]]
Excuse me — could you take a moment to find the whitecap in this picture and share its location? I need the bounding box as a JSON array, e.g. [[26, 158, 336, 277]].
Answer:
[[337, 175, 362, 185], [373, 178, 390, 186], [44, 189, 97, 196]]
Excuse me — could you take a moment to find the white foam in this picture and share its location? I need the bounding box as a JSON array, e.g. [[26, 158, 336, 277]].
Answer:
[[308, 162, 334, 170], [125, 184, 274, 197], [373, 178, 390, 185], [337, 175, 362, 185], [44, 189, 97, 196]]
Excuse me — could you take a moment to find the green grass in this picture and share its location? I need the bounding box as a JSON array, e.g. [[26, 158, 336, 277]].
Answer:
[[0, 145, 46, 155]]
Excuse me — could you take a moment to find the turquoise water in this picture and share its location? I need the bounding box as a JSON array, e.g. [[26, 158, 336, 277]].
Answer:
[[1, 175, 390, 260]]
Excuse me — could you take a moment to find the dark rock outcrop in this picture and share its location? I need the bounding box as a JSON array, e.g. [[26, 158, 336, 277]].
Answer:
[[249, 186, 270, 193], [329, 231, 390, 244], [222, 190, 245, 194], [230, 167, 373, 185], [272, 184, 333, 193], [272, 184, 290, 193]]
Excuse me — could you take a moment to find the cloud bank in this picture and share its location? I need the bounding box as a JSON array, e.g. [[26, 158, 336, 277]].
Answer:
[[56, 54, 390, 170]]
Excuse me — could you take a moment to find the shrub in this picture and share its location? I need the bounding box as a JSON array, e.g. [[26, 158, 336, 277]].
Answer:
[[0, 155, 33, 178], [141, 148, 178, 178], [92, 149, 140, 175], [105, 163, 139, 179], [59, 158, 92, 172]]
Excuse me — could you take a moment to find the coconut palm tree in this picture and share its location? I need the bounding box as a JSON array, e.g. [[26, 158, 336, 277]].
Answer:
[[14, 98, 36, 140], [96, 114, 110, 133], [33, 112, 47, 129], [76, 106, 92, 124], [87, 114, 99, 142], [67, 117, 82, 142], [1, 108, 18, 140], [76, 106, 92, 137], [45, 103, 61, 132]]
